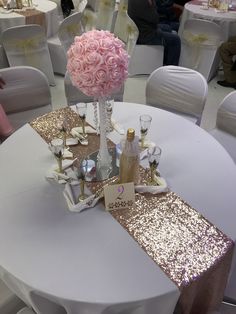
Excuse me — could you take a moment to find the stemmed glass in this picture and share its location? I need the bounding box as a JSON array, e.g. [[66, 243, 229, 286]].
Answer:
[[50, 138, 64, 173], [140, 114, 152, 149], [57, 118, 70, 150], [148, 146, 162, 185], [2, 0, 8, 9], [73, 159, 89, 202], [76, 103, 87, 138]]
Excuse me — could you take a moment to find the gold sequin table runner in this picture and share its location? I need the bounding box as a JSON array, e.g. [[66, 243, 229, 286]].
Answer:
[[30, 108, 234, 314]]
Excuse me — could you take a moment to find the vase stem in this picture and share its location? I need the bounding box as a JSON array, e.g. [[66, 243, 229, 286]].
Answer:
[[97, 98, 112, 170]]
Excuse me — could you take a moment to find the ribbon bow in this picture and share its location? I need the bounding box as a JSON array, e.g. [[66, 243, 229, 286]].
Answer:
[[64, 24, 81, 36]]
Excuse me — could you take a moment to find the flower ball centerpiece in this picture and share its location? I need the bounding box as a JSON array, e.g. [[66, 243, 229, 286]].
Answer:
[[67, 30, 129, 172]]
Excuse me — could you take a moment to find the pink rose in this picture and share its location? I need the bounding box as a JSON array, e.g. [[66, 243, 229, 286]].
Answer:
[[67, 30, 129, 98], [84, 52, 103, 67]]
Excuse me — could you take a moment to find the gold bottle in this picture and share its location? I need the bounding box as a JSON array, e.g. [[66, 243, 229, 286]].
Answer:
[[119, 128, 140, 184]]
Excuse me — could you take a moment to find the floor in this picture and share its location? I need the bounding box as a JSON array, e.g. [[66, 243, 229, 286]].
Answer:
[[1, 70, 236, 314]]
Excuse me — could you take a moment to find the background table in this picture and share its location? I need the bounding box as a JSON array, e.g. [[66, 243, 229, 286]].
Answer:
[[0, 0, 59, 39], [0, 102, 236, 313], [178, 1, 236, 40]]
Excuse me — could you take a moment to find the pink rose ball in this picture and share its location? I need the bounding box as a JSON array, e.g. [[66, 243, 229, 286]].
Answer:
[[67, 30, 129, 98]]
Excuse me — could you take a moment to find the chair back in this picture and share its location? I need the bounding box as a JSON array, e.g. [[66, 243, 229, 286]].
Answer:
[[82, 8, 98, 31], [179, 18, 224, 82], [73, 0, 88, 12], [146, 66, 208, 125], [0, 66, 52, 130], [58, 12, 84, 52], [216, 91, 236, 137], [64, 71, 124, 105], [1, 24, 55, 86], [82, 0, 116, 31], [96, 0, 116, 31], [87, 0, 98, 11], [113, 0, 139, 57]]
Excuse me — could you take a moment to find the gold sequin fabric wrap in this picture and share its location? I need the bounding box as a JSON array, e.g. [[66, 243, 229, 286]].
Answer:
[[31, 109, 234, 312], [30, 107, 114, 162]]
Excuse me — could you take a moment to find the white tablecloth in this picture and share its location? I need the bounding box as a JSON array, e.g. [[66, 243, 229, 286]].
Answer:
[[0, 0, 59, 39], [179, 2, 236, 40], [0, 102, 236, 313]]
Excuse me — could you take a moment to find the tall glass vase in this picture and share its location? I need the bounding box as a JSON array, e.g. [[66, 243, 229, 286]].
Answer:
[[97, 98, 112, 172]]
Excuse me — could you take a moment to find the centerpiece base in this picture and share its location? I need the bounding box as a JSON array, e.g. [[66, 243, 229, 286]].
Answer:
[[81, 147, 119, 182]]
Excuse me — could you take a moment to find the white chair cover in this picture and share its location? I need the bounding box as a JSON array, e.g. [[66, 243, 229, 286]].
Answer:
[[2, 24, 56, 86], [145, 65, 208, 125], [81, 7, 97, 31], [74, 0, 88, 12], [0, 279, 25, 314], [86, 0, 98, 11], [64, 71, 124, 105], [96, 0, 116, 31], [0, 45, 9, 69], [47, 7, 85, 75], [114, 0, 163, 76], [17, 307, 35, 314], [114, 0, 139, 57], [58, 12, 84, 52], [210, 91, 236, 163], [0, 66, 52, 130], [128, 45, 164, 76], [179, 18, 224, 82], [47, 36, 67, 75]]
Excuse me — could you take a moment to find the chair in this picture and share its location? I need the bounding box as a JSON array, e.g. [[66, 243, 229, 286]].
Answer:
[[81, 0, 116, 32], [0, 66, 52, 130], [128, 45, 164, 76], [145, 65, 208, 125], [17, 307, 35, 314], [1, 24, 56, 86], [179, 18, 224, 82], [0, 45, 9, 69], [64, 71, 124, 105], [114, 0, 139, 58], [58, 12, 84, 52], [114, 0, 164, 76], [96, 0, 116, 31], [47, 12, 84, 75], [0, 279, 25, 314], [209, 91, 236, 163]]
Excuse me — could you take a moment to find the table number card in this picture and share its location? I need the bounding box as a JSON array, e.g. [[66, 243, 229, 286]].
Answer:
[[104, 182, 135, 211]]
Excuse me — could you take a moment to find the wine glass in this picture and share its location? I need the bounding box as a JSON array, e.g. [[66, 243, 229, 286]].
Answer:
[[57, 118, 70, 149], [79, 159, 92, 202], [148, 146, 162, 185], [73, 159, 89, 202], [140, 114, 152, 148], [76, 102, 87, 138], [50, 138, 64, 173]]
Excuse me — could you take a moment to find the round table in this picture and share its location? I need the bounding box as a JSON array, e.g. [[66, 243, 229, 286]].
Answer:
[[0, 102, 236, 313], [0, 0, 59, 39], [178, 1, 236, 40]]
